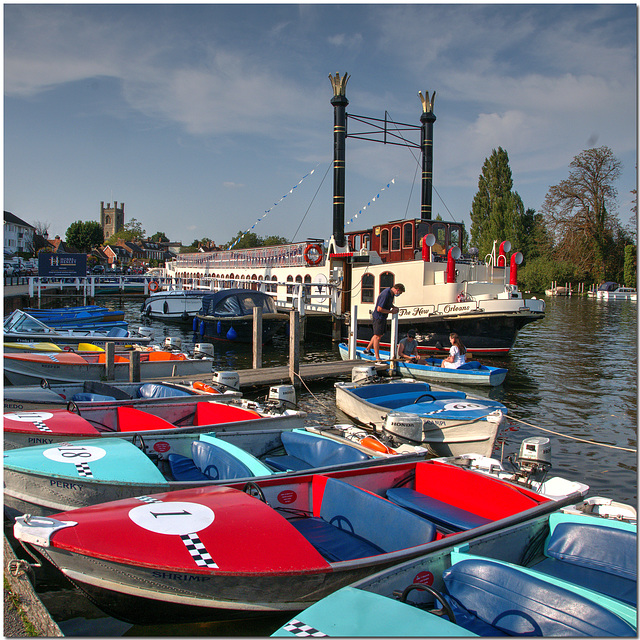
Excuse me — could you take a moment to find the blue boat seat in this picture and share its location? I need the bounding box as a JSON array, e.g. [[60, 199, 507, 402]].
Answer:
[[106, 326, 129, 337], [533, 522, 637, 607], [136, 383, 193, 399], [385, 487, 492, 532], [441, 558, 636, 636], [168, 440, 253, 482], [456, 361, 482, 370], [71, 392, 117, 403], [367, 390, 467, 410], [264, 430, 370, 472], [290, 477, 436, 562]]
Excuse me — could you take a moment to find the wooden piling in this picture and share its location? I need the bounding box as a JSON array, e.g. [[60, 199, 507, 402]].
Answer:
[[105, 342, 115, 380], [253, 307, 263, 369], [129, 350, 141, 382], [289, 309, 300, 387]]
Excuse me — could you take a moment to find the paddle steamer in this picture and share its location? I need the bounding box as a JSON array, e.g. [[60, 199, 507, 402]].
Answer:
[[164, 74, 545, 356]]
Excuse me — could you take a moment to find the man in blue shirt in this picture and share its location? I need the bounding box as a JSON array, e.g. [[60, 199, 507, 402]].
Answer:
[[364, 283, 405, 361]]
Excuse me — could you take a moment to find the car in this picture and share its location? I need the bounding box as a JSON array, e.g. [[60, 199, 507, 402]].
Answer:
[[92, 265, 105, 274]]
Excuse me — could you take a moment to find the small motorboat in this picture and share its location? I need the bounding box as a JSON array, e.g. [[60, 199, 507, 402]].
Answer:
[[22, 305, 125, 324], [3, 341, 106, 354], [3, 378, 242, 412], [141, 289, 207, 322], [194, 289, 288, 343], [4, 426, 430, 517], [338, 343, 508, 387], [3, 389, 306, 450], [4, 349, 213, 386], [588, 282, 638, 301], [4, 309, 152, 349], [335, 374, 507, 457], [271, 505, 637, 637], [12, 457, 582, 624]]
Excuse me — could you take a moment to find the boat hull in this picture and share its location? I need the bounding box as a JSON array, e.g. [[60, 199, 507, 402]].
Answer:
[[195, 313, 288, 344], [3, 352, 212, 386], [334, 381, 504, 457], [13, 460, 574, 624], [142, 290, 206, 321], [338, 344, 507, 386]]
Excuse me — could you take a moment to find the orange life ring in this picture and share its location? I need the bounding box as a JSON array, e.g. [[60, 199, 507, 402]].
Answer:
[[360, 436, 398, 455], [304, 243, 323, 266], [148, 280, 159, 293]]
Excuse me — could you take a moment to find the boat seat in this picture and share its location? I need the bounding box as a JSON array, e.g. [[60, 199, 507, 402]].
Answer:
[[456, 361, 482, 370], [116, 406, 175, 432], [136, 383, 193, 399], [385, 487, 491, 532], [107, 326, 129, 337], [168, 440, 253, 482], [532, 522, 637, 606], [441, 558, 636, 637], [264, 430, 370, 472], [71, 392, 117, 403], [290, 477, 436, 562], [193, 402, 262, 426], [368, 390, 467, 410]]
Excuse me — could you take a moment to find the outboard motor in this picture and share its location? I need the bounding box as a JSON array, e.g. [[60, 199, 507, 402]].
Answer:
[[382, 412, 424, 446], [163, 336, 182, 351], [507, 436, 552, 486], [265, 385, 297, 412], [212, 370, 240, 391], [193, 343, 214, 359], [137, 327, 155, 340], [352, 365, 378, 385]]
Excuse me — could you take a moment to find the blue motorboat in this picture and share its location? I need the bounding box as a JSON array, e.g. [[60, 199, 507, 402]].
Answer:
[[194, 289, 288, 343], [339, 343, 508, 386], [272, 508, 637, 637]]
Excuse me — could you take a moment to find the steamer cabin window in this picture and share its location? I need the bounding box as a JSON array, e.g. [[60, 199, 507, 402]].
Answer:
[[391, 225, 401, 251], [403, 223, 414, 248], [380, 272, 395, 294], [380, 229, 389, 253], [361, 274, 375, 303]]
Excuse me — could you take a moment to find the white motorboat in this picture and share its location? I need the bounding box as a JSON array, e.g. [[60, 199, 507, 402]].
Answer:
[[588, 282, 637, 301], [141, 288, 207, 322]]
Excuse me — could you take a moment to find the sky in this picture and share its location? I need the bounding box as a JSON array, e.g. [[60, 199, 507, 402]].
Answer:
[[4, 3, 637, 248]]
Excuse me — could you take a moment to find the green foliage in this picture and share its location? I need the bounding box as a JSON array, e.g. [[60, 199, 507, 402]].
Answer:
[[518, 257, 579, 293], [65, 220, 104, 253], [263, 235, 289, 246], [224, 231, 290, 249], [150, 231, 169, 242], [107, 218, 146, 244], [624, 244, 637, 287], [470, 147, 528, 258]]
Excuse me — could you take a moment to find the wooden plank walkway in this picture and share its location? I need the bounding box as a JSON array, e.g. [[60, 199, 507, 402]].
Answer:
[[152, 359, 389, 390]]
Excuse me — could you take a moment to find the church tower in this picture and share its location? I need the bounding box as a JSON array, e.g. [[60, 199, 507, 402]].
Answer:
[[100, 201, 125, 240]]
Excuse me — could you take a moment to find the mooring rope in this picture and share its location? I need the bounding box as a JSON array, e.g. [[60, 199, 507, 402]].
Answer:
[[506, 414, 637, 453]]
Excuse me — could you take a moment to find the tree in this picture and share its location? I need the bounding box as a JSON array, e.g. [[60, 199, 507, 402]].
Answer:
[[106, 218, 146, 244], [624, 245, 637, 288], [470, 147, 527, 259], [65, 220, 104, 253], [540, 146, 622, 282], [150, 231, 169, 242]]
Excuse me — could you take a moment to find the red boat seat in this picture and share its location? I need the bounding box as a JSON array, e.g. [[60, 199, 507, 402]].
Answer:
[[193, 402, 261, 426], [116, 406, 175, 432]]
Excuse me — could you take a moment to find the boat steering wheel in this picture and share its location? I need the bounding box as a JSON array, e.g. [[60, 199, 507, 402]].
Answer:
[[131, 433, 146, 452], [66, 401, 80, 414], [412, 394, 437, 404], [242, 482, 267, 503], [399, 583, 456, 623]]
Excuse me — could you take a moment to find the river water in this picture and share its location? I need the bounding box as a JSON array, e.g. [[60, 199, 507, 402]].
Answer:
[[8, 294, 638, 636]]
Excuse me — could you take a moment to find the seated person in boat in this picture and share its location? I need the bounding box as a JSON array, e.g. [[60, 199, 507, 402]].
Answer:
[[441, 332, 467, 369], [397, 330, 427, 364]]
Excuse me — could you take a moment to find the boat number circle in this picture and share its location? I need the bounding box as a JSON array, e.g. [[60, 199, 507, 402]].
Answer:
[[441, 402, 488, 412], [129, 501, 215, 535], [4, 411, 54, 423], [44, 444, 107, 464]]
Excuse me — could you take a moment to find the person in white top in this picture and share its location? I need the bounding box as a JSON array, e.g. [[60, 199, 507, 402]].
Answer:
[[441, 332, 467, 369]]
